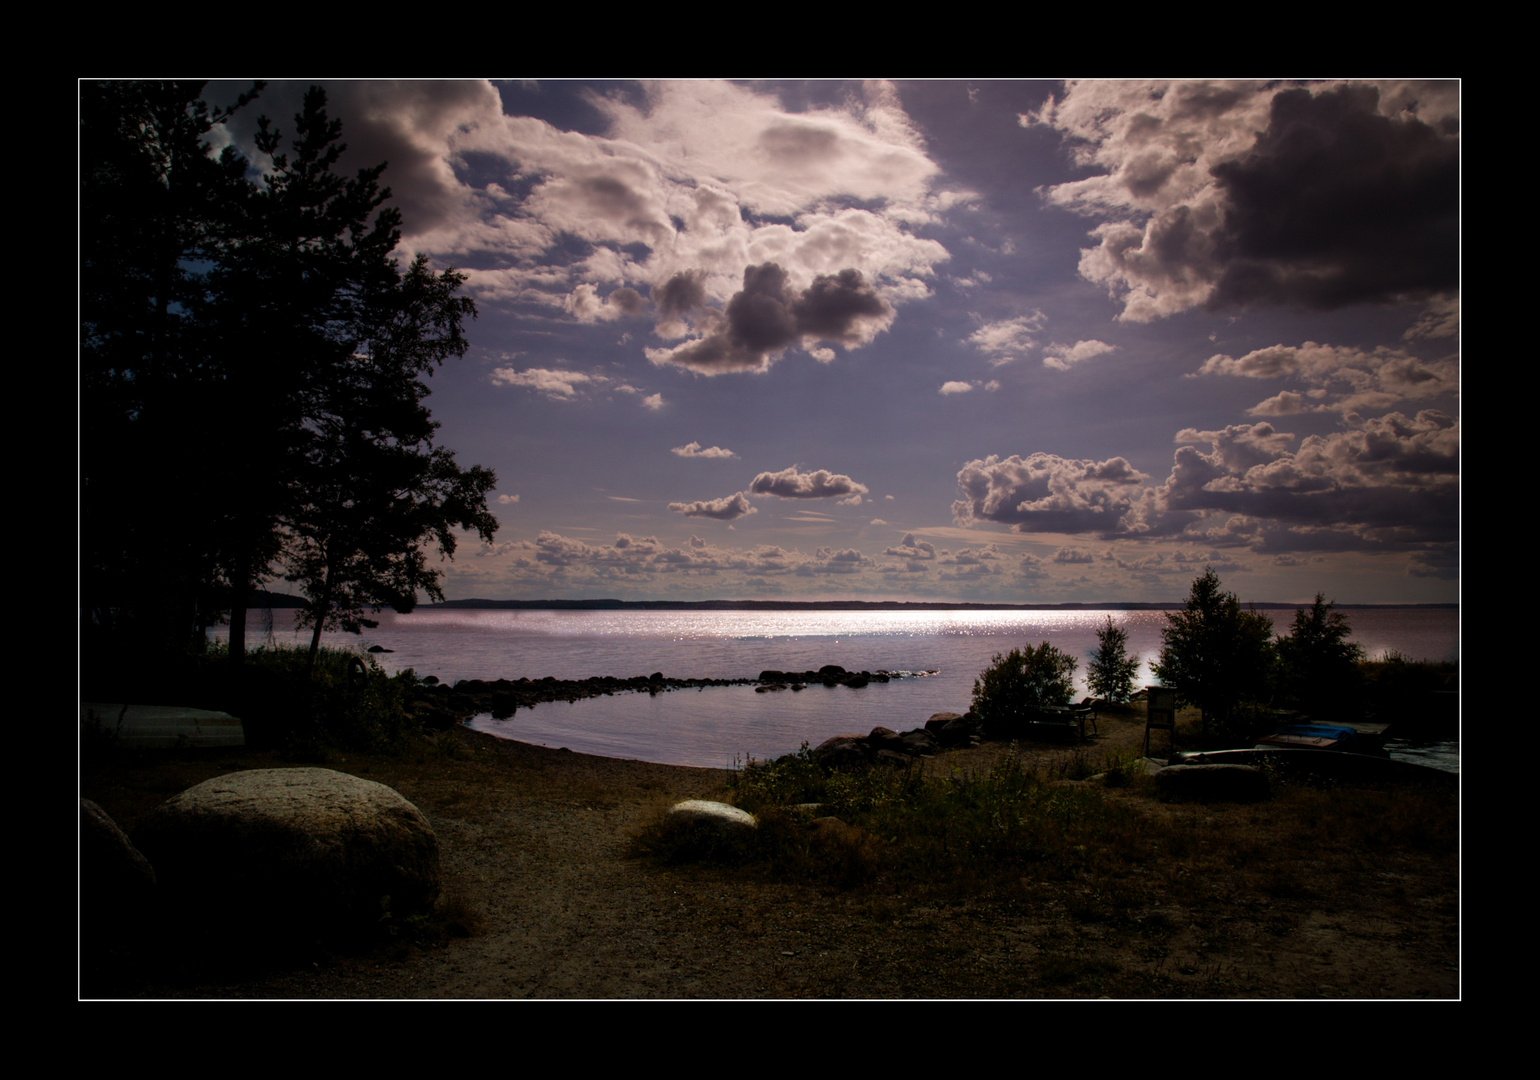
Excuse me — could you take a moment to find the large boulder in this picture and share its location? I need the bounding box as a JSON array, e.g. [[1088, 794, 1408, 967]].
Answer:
[[81, 799, 157, 927], [132, 768, 440, 938], [1155, 763, 1271, 803]]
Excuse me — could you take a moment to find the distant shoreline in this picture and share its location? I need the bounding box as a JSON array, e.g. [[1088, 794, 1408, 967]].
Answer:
[[245, 590, 1457, 613]]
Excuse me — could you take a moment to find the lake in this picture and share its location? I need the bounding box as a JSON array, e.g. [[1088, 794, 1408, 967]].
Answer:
[[214, 605, 1459, 770]]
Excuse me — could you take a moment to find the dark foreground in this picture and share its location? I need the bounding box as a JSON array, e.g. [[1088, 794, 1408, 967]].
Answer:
[[81, 710, 1459, 999]]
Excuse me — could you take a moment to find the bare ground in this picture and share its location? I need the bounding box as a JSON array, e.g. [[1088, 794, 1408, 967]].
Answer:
[[80, 707, 1459, 999]]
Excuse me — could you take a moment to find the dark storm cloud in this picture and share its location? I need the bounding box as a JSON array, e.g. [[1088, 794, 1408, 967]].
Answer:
[[649, 263, 893, 374], [1037, 80, 1459, 322], [1206, 84, 1459, 311], [654, 270, 709, 316], [749, 466, 870, 500], [1159, 411, 1459, 544]]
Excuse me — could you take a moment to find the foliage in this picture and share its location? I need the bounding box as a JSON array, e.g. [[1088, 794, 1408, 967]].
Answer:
[[80, 81, 498, 674], [1275, 594, 1365, 722], [971, 642, 1078, 729], [193, 641, 420, 754], [1153, 568, 1277, 738], [1087, 615, 1140, 703]]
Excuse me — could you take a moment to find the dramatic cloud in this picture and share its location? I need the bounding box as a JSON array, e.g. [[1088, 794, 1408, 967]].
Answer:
[[672, 441, 738, 459], [1031, 80, 1459, 321], [749, 466, 870, 500], [954, 453, 1151, 536], [361, 79, 958, 367], [645, 263, 894, 375], [668, 492, 757, 520]]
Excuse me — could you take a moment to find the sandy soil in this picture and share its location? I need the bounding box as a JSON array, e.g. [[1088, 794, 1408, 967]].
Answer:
[[80, 710, 1459, 999]]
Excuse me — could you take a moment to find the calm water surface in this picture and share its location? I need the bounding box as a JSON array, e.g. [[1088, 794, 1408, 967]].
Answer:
[[217, 606, 1458, 770]]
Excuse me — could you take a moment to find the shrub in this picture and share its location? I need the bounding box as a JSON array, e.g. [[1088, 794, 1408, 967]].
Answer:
[[1087, 615, 1140, 703], [971, 641, 1078, 732], [195, 642, 419, 754]]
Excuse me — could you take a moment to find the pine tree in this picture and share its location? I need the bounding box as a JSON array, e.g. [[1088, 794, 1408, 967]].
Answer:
[[1153, 568, 1276, 737], [1087, 615, 1140, 703]]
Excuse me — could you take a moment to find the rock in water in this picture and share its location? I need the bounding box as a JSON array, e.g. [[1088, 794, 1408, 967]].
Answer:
[[132, 768, 440, 938]]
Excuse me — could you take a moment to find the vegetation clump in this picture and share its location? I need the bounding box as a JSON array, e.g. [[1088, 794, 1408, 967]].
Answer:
[[970, 641, 1078, 732]]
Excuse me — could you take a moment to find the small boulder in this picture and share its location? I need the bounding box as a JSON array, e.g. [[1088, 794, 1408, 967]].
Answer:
[[659, 800, 758, 861]]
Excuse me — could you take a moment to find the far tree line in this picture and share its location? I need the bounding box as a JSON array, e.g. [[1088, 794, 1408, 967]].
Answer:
[[974, 568, 1371, 737]]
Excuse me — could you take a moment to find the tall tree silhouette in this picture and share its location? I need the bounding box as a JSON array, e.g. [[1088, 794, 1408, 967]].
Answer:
[[80, 82, 497, 673]]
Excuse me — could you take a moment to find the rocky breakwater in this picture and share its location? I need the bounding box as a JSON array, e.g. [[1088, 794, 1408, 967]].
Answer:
[[801, 711, 985, 769], [407, 672, 760, 727], [755, 664, 939, 692], [405, 663, 940, 728]]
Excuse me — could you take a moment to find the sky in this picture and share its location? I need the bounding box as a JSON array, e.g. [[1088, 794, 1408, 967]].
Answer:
[[203, 79, 1459, 606]]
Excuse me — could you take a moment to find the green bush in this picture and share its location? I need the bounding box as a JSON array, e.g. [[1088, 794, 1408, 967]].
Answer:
[[971, 641, 1078, 732]]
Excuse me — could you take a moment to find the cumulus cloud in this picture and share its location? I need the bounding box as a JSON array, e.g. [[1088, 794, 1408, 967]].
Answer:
[[641, 393, 665, 410], [1030, 80, 1458, 321], [1042, 339, 1117, 371], [645, 263, 894, 375], [668, 492, 757, 520], [749, 466, 870, 500], [567, 283, 646, 322], [939, 381, 974, 395], [967, 312, 1046, 363], [488, 366, 605, 399], [953, 453, 1151, 536], [672, 441, 738, 459], [1197, 341, 1459, 419], [884, 533, 937, 561], [497, 493, 520, 504], [1161, 411, 1459, 545]]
